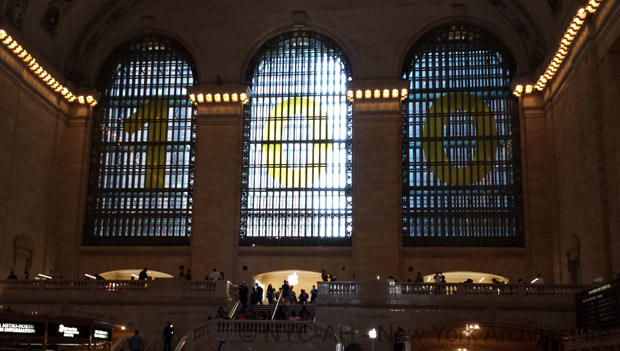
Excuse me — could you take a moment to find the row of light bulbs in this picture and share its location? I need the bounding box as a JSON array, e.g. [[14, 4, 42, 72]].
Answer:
[[4, 0, 601, 105], [346, 88, 408, 102], [514, 0, 603, 97], [189, 92, 249, 105], [0, 29, 97, 107]]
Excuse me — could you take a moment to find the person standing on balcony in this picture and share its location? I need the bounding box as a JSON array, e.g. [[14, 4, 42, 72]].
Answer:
[[138, 268, 149, 280], [207, 269, 221, 281], [310, 285, 317, 304], [238, 281, 249, 309], [266, 284, 275, 304], [162, 322, 174, 351], [281, 280, 290, 304], [7, 271, 17, 279], [299, 289, 309, 305], [532, 274, 544, 284], [128, 330, 144, 351], [250, 287, 259, 305], [321, 270, 328, 282], [414, 272, 423, 283], [255, 283, 264, 305]]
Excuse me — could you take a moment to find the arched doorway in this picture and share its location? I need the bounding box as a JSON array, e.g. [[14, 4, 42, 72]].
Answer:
[[254, 270, 322, 302], [423, 271, 510, 283], [97, 269, 173, 280]]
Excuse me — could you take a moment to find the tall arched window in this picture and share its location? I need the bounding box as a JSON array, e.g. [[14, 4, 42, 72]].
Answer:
[[84, 36, 196, 245], [241, 31, 353, 246], [402, 25, 523, 247]]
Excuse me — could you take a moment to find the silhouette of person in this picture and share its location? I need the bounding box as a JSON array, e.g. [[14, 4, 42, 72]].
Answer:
[[129, 330, 144, 351], [162, 322, 174, 351]]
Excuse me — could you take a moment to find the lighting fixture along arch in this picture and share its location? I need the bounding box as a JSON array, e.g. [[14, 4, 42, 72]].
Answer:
[[513, 0, 603, 97], [188, 92, 249, 105], [0, 29, 97, 107], [346, 88, 408, 102]]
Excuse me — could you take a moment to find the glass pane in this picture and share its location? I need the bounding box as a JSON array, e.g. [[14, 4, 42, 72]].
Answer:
[[402, 25, 523, 247], [84, 36, 196, 246], [241, 32, 353, 246]]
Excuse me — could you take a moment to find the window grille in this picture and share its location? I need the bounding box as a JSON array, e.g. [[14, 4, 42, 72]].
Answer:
[[241, 31, 353, 246], [402, 25, 524, 247], [84, 36, 196, 246]]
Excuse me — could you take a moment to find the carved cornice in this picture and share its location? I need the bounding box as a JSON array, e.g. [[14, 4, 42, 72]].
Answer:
[[483, 0, 547, 70]]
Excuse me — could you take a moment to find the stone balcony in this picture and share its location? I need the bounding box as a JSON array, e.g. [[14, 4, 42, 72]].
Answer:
[[0, 279, 227, 305], [0, 279, 588, 351], [318, 281, 584, 308]]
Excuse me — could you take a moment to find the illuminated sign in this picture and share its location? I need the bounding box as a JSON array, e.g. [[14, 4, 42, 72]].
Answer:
[[93, 329, 112, 341], [48, 323, 90, 339], [59, 324, 79, 337], [0, 322, 38, 334]]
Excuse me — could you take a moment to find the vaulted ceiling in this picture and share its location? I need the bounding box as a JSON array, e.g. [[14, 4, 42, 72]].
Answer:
[[0, 0, 584, 87]]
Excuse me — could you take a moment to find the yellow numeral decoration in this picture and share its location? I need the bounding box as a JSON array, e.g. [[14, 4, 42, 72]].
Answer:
[[422, 93, 499, 186], [261, 97, 332, 188], [122, 100, 169, 188]]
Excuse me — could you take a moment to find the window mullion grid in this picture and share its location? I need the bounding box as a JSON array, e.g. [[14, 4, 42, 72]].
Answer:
[[242, 32, 352, 245], [129, 47, 138, 239], [87, 37, 194, 245]]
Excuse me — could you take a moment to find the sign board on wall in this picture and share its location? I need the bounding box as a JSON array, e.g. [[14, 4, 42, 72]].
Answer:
[[0, 322, 45, 336], [48, 323, 91, 339], [93, 328, 112, 341]]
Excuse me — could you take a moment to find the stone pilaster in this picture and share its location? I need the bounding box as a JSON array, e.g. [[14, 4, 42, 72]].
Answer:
[[348, 79, 408, 280], [189, 85, 249, 282], [520, 93, 556, 283], [54, 99, 95, 279]]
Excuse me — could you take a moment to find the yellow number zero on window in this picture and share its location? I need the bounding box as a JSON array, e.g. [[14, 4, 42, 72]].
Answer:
[[262, 97, 331, 188], [122, 100, 169, 188], [422, 93, 499, 186]]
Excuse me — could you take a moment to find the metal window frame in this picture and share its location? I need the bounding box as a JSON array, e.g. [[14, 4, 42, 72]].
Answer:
[[240, 30, 353, 247], [401, 24, 524, 247], [84, 36, 197, 246]]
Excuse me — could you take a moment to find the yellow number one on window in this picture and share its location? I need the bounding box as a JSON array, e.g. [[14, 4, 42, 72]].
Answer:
[[122, 100, 169, 189]]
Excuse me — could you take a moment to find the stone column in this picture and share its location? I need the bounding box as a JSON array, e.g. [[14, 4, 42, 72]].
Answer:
[[348, 80, 408, 280], [189, 86, 249, 281]]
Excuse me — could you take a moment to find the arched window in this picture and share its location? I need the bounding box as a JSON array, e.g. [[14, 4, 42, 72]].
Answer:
[[241, 31, 353, 246], [84, 36, 196, 245], [402, 25, 523, 247]]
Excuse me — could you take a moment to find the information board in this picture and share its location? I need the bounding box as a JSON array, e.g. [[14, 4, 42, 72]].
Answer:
[[576, 283, 620, 330], [0, 321, 45, 336]]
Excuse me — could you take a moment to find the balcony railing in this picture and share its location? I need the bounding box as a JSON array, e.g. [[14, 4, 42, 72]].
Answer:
[[188, 319, 337, 351], [0, 279, 227, 304], [317, 281, 586, 307], [395, 282, 583, 296]]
